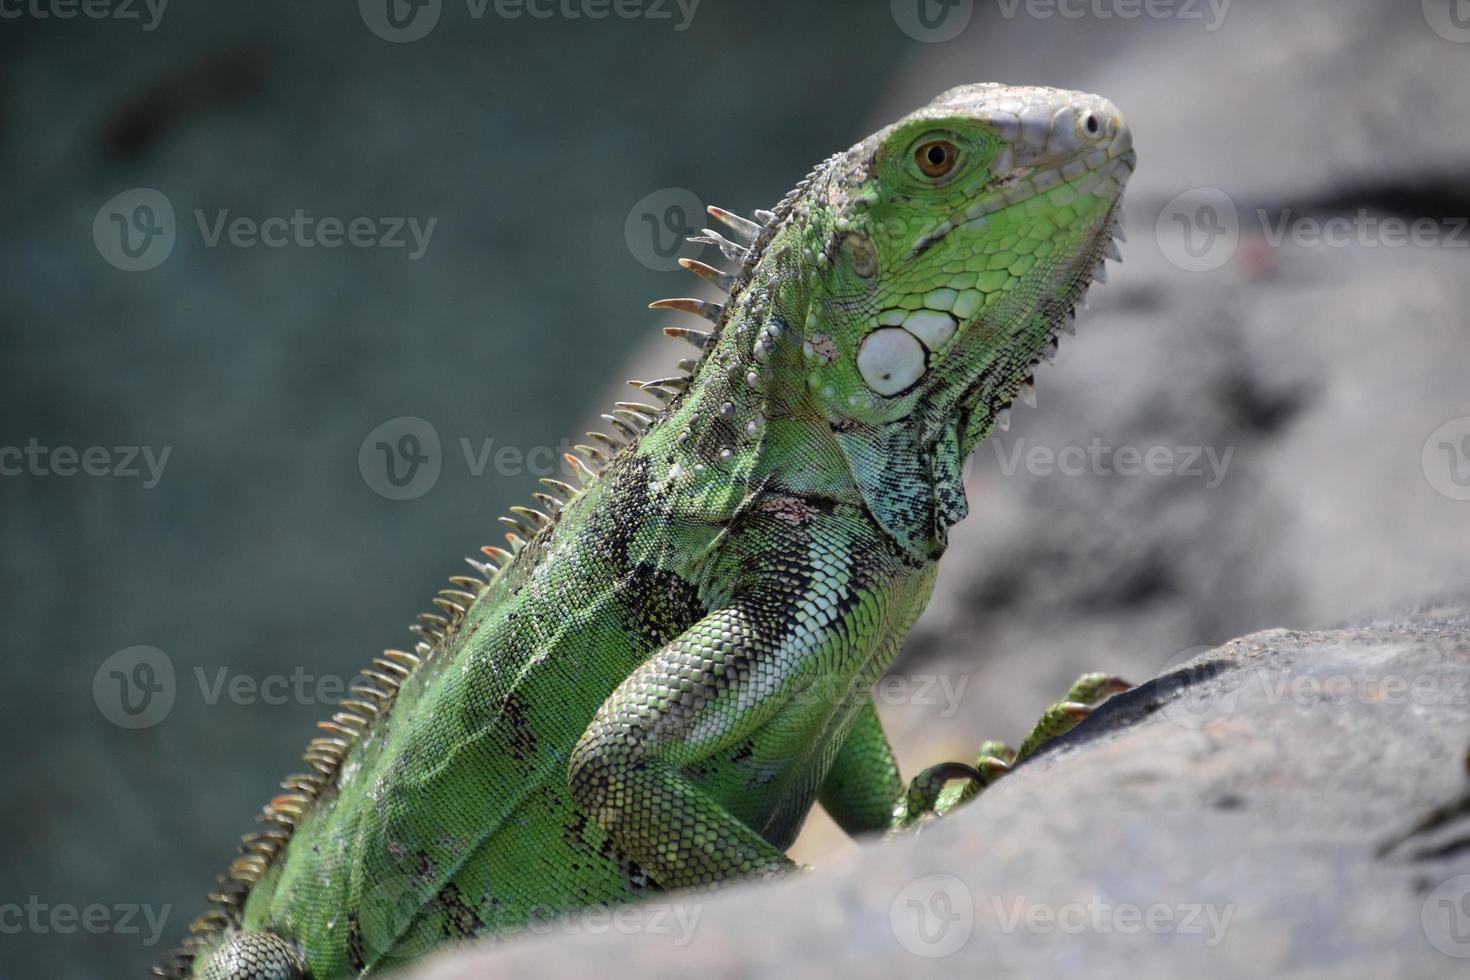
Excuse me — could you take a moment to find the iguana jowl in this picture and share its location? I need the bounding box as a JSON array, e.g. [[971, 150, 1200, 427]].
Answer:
[[163, 83, 1136, 978]]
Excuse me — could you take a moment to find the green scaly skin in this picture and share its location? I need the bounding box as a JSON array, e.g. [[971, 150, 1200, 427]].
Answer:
[[162, 83, 1137, 979]]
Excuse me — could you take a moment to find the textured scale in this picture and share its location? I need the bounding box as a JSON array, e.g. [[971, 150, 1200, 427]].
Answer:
[[164, 83, 1135, 979]]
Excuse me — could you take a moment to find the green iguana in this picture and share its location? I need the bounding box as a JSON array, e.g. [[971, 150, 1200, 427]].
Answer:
[[161, 82, 1137, 979]]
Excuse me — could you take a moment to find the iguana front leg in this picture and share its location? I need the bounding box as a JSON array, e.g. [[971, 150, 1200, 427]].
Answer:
[[816, 699, 906, 835], [817, 698, 994, 835], [567, 594, 800, 887], [567, 518, 937, 890]]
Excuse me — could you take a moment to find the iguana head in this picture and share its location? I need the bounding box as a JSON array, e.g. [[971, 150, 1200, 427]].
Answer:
[[776, 83, 1136, 556], [800, 84, 1133, 420], [648, 84, 1134, 559]]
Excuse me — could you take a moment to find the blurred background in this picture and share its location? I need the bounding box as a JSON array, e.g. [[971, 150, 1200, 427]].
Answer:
[[3, 1, 1469, 976]]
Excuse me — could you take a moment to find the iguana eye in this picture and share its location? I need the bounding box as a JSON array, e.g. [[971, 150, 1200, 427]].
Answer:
[[915, 139, 960, 179]]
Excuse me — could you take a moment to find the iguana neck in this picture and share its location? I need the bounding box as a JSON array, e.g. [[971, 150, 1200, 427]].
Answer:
[[645, 218, 858, 518]]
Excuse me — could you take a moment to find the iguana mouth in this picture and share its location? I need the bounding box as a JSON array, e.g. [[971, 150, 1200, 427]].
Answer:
[[976, 144, 1136, 216]]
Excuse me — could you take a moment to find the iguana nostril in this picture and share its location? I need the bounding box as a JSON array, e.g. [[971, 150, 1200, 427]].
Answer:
[[1084, 112, 1101, 136]]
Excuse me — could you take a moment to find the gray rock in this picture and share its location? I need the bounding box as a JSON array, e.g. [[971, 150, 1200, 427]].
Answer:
[[410, 604, 1470, 980]]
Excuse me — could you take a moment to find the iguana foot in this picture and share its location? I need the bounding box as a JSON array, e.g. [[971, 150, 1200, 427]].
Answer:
[[888, 756, 1009, 833], [1014, 671, 1131, 761], [190, 930, 309, 980], [892, 672, 1130, 831]]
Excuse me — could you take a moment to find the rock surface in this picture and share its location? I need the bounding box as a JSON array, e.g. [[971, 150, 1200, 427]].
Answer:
[[411, 604, 1470, 979]]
